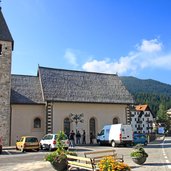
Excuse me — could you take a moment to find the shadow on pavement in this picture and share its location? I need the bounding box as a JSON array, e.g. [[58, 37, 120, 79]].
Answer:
[[143, 162, 171, 166]]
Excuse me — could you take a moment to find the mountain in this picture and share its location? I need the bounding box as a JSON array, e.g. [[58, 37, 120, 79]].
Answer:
[[120, 76, 171, 96], [120, 76, 171, 115]]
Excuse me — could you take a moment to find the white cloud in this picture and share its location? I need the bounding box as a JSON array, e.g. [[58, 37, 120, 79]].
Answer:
[[137, 39, 162, 52], [82, 55, 137, 75], [64, 49, 78, 67], [153, 54, 171, 69], [82, 39, 171, 75]]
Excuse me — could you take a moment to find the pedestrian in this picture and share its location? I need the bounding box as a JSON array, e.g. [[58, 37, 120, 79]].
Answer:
[[69, 130, 75, 147], [90, 132, 93, 144], [76, 130, 81, 144], [82, 130, 86, 144]]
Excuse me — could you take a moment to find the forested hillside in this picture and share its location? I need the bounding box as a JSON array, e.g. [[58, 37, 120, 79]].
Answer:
[[120, 76, 171, 116]]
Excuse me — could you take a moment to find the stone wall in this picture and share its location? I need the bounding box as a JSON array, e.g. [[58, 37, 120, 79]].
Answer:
[[0, 40, 12, 146]]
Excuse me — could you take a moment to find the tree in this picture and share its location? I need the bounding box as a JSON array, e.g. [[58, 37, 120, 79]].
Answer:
[[156, 103, 170, 131]]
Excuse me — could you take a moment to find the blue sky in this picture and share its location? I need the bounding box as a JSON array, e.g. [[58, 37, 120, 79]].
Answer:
[[2, 0, 171, 85]]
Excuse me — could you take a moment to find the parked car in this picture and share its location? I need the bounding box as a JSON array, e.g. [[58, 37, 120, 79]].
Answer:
[[16, 136, 39, 152], [133, 133, 148, 145], [39, 133, 69, 151]]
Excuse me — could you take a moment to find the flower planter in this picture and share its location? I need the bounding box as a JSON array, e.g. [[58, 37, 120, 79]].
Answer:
[[132, 156, 147, 165], [51, 159, 68, 171]]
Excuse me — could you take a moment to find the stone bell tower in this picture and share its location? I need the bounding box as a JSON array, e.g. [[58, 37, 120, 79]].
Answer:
[[0, 7, 14, 145]]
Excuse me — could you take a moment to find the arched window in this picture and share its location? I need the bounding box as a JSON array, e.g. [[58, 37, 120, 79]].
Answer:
[[113, 117, 119, 124], [89, 117, 96, 138], [64, 118, 70, 137], [34, 117, 41, 128]]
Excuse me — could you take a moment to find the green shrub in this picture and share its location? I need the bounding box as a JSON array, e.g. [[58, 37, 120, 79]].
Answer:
[[130, 144, 148, 158], [45, 131, 77, 163]]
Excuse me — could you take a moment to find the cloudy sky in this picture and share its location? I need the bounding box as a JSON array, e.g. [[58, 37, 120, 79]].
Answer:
[[2, 0, 171, 84]]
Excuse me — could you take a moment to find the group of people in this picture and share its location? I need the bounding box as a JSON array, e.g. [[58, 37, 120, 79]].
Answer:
[[68, 130, 86, 147]]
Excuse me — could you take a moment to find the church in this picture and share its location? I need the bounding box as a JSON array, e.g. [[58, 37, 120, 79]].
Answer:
[[0, 7, 134, 145]]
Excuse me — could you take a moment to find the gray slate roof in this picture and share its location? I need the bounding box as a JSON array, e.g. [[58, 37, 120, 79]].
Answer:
[[39, 66, 134, 104], [11, 75, 44, 104], [0, 8, 14, 49]]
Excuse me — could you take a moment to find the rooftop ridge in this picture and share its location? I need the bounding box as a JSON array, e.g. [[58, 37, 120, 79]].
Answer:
[[38, 65, 118, 77], [12, 74, 37, 77]]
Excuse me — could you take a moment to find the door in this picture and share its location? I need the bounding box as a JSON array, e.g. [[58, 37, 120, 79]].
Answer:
[[121, 125, 133, 141]]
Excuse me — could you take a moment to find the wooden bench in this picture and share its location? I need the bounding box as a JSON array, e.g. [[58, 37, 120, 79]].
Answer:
[[84, 149, 124, 169], [67, 155, 95, 171], [67, 149, 124, 171]]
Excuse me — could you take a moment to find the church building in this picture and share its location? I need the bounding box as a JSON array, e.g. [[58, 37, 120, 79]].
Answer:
[[0, 8, 134, 145]]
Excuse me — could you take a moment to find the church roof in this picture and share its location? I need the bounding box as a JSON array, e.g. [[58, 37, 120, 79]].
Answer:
[[0, 8, 14, 49], [38, 66, 134, 104], [11, 75, 44, 104]]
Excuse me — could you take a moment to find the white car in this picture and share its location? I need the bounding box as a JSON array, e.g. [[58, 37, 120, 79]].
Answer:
[[40, 133, 69, 151]]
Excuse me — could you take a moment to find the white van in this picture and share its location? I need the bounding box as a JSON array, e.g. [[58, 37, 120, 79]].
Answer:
[[97, 124, 133, 147]]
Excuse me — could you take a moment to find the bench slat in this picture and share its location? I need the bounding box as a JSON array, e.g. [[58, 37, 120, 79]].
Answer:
[[67, 155, 92, 162], [84, 149, 116, 155], [84, 149, 124, 163], [92, 154, 117, 160], [68, 161, 93, 168]]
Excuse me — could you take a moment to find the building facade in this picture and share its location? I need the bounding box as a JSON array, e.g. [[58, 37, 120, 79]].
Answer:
[[130, 104, 155, 134], [10, 67, 134, 145]]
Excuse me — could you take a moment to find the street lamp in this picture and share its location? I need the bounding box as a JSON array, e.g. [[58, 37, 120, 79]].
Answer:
[[69, 113, 84, 133]]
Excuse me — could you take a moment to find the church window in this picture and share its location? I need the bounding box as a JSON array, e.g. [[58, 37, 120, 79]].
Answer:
[[64, 117, 70, 137], [89, 117, 96, 138], [0, 44, 2, 55], [34, 117, 41, 128]]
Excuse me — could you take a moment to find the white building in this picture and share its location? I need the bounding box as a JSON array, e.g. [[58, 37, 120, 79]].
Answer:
[[130, 104, 155, 134]]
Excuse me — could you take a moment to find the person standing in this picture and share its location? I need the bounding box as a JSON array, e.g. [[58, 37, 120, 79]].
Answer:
[[69, 130, 75, 147], [90, 132, 93, 144], [82, 130, 86, 144], [76, 130, 81, 144]]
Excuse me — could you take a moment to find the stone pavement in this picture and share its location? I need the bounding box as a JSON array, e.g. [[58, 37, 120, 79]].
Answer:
[[1, 135, 165, 171]]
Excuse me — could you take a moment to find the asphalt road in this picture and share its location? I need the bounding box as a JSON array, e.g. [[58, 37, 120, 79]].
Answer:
[[0, 136, 170, 171]]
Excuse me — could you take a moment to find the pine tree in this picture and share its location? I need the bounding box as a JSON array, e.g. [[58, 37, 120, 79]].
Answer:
[[156, 103, 170, 130]]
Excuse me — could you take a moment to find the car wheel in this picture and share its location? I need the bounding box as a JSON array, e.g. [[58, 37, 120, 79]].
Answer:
[[111, 141, 116, 147], [49, 145, 52, 151], [40, 144, 43, 150], [21, 147, 25, 153], [36, 148, 39, 152], [144, 142, 148, 146], [98, 141, 103, 146], [64, 147, 68, 150]]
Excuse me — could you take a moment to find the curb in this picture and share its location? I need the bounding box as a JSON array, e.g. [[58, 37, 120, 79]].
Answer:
[[2, 146, 15, 150]]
